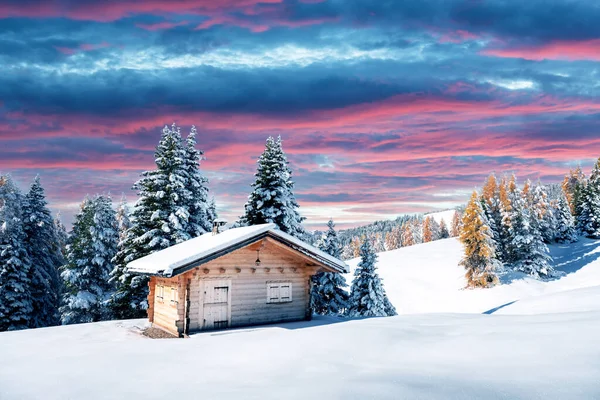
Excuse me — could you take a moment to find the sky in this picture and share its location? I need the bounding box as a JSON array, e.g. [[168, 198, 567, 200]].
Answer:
[[1, 0, 600, 230]]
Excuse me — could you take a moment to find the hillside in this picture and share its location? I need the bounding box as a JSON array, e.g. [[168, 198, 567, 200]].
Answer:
[[1, 239, 600, 399], [345, 237, 600, 315]]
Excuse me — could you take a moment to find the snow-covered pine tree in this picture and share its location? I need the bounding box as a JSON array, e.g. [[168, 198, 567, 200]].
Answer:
[[481, 174, 504, 260], [110, 124, 196, 319], [577, 158, 600, 238], [54, 212, 69, 256], [450, 211, 461, 237], [504, 182, 554, 278], [183, 125, 212, 236], [207, 197, 218, 227], [115, 195, 131, 241], [60, 195, 117, 324], [554, 191, 578, 243], [459, 191, 500, 288], [498, 175, 516, 264], [562, 167, 585, 216], [439, 218, 450, 239], [0, 175, 33, 331], [347, 240, 396, 317], [529, 182, 555, 243], [239, 136, 305, 238], [311, 219, 349, 316], [22, 176, 63, 328]]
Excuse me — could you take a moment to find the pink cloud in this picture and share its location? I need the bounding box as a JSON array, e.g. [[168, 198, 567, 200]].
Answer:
[[439, 29, 480, 43], [54, 41, 111, 55], [136, 20, 190, 31], [0, 0, 283, 22], [482, 39, 600, 61]]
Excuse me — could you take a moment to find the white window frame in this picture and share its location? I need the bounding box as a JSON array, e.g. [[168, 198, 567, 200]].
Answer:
[[266, 282, 292, 304], [170, 286, 178, 306]]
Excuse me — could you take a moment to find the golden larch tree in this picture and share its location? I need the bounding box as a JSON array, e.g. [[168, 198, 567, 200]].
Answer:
[[459, 191, 500, 288]]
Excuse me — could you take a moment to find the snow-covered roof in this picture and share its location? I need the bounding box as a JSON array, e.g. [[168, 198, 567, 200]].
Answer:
[[127, 223, 349, 277]]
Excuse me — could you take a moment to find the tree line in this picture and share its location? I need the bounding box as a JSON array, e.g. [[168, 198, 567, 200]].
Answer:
[[458, 160, 599, 288]]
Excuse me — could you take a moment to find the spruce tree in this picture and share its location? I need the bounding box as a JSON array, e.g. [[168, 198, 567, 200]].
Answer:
[[577, 159, 600, 238], [115, 195, 131, 240], [311, 219, 349, 316], [109, 124, 197, 319], [60, 195, 117, 324], [239, 136, 305, 238], [0, 175, 33, 331], [554, 192, 578, 243], [439, 218, 450, 239], [482, 174, 504, 260], [499, 175, 516, 264], [459, 191, 500, 288], [347, 240, 396, 317], [22, 176, 63, 327], [529, 183, 555, 243], [504, 183, 554, 278], [183, 125, 212, 236], [562, 167, 585, 216], [54, 212, 69, 256]]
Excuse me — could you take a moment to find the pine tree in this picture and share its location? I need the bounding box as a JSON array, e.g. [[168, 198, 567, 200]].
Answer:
[[554, 191, 578, 243], [529, 182, 555, 243], [239, 136, 305, 238], [0, 175, 33, 331], [481, 174, 504, 260], [347, 240, 396, 317], [459, 191, 500, 288], [577, 158, 600, 238], [60, 195, 117, 324], [54, 212, 69, 256], [439, 218, 450, 239], [311, 219, 349, 316], [183, 125, 212, 236], [562, 167, 585, 216], [115, 195, 131, 241], [109, 124, 197, 319], [499, 175, 516, 264], [22, 176, 63, 328], [504, 183, 554, 278]]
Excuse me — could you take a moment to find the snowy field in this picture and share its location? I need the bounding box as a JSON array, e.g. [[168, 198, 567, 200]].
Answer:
[[2, 238, 600, 399]]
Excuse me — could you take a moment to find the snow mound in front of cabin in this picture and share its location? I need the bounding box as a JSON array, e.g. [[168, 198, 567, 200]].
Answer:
[[345, 237, 600, 315], [2, 310, 600, 400]]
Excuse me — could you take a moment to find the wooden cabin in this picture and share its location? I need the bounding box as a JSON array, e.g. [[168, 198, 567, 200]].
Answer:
[[127, 223, 348, 336]]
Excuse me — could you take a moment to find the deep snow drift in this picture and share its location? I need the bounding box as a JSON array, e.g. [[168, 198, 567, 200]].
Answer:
[[1, 238, 600, 399]]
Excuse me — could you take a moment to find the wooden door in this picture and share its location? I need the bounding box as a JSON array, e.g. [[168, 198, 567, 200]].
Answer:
[[202, 280, 231, 330]]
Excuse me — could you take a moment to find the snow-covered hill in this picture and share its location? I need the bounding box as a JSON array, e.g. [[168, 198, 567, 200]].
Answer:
[[2, 238, 600, 399], [345, 237, 600, 315]]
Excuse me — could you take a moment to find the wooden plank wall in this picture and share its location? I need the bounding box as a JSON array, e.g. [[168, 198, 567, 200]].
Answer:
[[151, 276, 184, 336]]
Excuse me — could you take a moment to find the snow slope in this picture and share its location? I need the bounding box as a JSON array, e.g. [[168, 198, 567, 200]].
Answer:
[[345, 237, 600, 315], [424, 209, 457, 225], [1, 312, 599, 400], [2, 238, 600, 399]]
